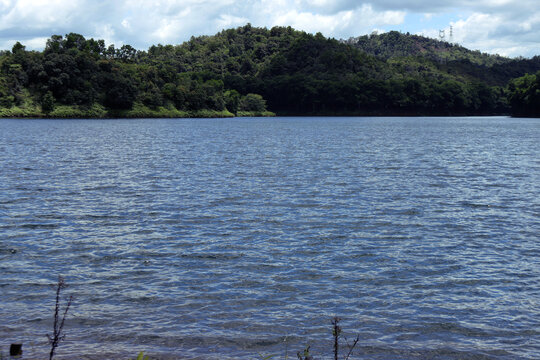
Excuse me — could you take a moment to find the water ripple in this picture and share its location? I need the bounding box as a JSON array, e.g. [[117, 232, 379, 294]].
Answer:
[[0, 117, 539, 359]]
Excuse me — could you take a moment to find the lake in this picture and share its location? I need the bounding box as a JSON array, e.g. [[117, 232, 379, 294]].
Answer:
[[0, 116, 539, 359]]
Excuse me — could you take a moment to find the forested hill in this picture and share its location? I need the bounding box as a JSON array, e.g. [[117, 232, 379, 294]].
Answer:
[[1, 25, 539, 118], [346, 31, 540, 87], [345, 31, 509, 66]]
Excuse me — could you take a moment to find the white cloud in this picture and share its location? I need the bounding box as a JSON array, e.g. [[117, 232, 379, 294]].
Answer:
[[0, 36, 46, 50], [273, 10, 352, 34], [121, 19, 131, 30], [94, 23, 116, 47], [445, 10, 540, 57], [451, 13, 502, 50], [216, 14, 249, 28], [0, 0, 82, 30], [23, 36, 48, 49], [238, 3, 405, 40]]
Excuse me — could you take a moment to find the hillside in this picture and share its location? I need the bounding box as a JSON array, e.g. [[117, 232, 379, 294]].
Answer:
[[346, 31, 510, 66], [346, 31, 540, 87], [1, 25, 539, 118]]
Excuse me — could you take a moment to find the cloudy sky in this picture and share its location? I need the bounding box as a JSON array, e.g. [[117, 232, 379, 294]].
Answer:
[[0, 0, 538, 57]]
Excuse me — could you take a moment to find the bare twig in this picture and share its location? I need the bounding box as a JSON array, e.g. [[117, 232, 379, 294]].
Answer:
[[343, 334, 360, 360], [332, 317, 341, 360], [284, 335, 289, 359], [47, 276, 73, 360], [297, 345, 313, 360]]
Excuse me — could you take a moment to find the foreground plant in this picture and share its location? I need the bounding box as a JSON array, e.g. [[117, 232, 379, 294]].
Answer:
[[332, 317, 359, 360], [129, 352, 150, 360], [296, 318, 359, 360], [47, 276, 73, 360], [297, 345, 313, 360]]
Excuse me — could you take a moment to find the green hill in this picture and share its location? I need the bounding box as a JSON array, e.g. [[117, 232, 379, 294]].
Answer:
[[1, 25, 539, 118], [346, 31, 510, 66], [347, 30, 540, 87]]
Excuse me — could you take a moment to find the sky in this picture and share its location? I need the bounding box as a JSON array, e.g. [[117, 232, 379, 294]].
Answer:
[[0, 0, 538, 58]]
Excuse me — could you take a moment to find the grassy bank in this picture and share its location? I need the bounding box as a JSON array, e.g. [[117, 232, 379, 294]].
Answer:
[[0, 102, 238, 119], [236, 110, 276, 117]]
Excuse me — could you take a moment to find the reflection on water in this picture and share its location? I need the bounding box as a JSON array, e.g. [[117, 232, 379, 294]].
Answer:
[[0, 117, 539, 359]]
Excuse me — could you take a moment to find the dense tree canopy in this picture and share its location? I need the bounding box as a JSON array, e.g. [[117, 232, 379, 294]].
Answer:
[[507, 72, 540, 117], [0, 25, 539, 118]]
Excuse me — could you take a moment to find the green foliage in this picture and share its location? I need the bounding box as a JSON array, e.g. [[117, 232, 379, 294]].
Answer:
[[128, 351, 149, 360], [48, 105, 84, 118], [0, 104, 41, 117], [347, 31, 510, 66], [0, 76, 14, 107], [507, 71, 540, 117], [190, 109, 234, 118], [257, 352, 277, 360], [1, 27, 540, 118], [238, 93, 267, 112], [297, 346, 312, 360], [48, 104, 107, 118], [108, 102, 233, 118], [102, 71, 137, 110], [118, 102, 189, 118], [224, 89, 241, 113], [237, 110, 275, 117], [83, 103, 108, 118], [12, 42, 26, 54], [41, 91, 55, 113]]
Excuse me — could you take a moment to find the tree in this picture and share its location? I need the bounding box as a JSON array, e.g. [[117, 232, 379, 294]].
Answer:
[[102, 72, 137, 109], [1, 25, 540, 117], [508, 72, 540, 116], [224, 89, 240, 113], [11, 42, 26, 54], [238, 93, 267, 112], [41, 91, 55, 113]]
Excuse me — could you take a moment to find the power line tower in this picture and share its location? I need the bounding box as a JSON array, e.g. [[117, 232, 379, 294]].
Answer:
[[449, 26, 454, 44], [439, 29, 445, 42]]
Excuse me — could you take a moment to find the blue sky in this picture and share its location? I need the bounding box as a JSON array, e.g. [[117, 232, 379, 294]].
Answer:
[[0, 0, 538, 57]]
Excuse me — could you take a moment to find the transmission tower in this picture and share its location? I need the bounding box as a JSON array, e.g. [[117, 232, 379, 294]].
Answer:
[[449, 26, 454, 44], [439, 29, 445, 41]]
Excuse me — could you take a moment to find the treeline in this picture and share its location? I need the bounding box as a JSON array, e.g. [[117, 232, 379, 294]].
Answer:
[[0, 32, 272, 118], [346, 31, 511, 66], [0, 25, 539, 118], [348, 31, 540, 88], [507, 72, 540, 117]]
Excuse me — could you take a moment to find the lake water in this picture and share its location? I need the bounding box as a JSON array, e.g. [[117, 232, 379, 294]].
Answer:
[[0, 117, 539, 359]]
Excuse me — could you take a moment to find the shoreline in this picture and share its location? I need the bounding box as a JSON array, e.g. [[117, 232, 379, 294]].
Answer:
[[0, 102, 518, 120], [0, 112, 518, 119], [0, 106, 276, 119]]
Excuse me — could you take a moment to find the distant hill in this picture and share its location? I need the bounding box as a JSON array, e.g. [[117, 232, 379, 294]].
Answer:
[[345, 31, 510, 66], [1, 25, 539, 118], [346, 31, 540, 87]]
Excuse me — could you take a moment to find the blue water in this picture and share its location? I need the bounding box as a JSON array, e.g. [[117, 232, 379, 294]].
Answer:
[[0, 117, 539, 359]]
